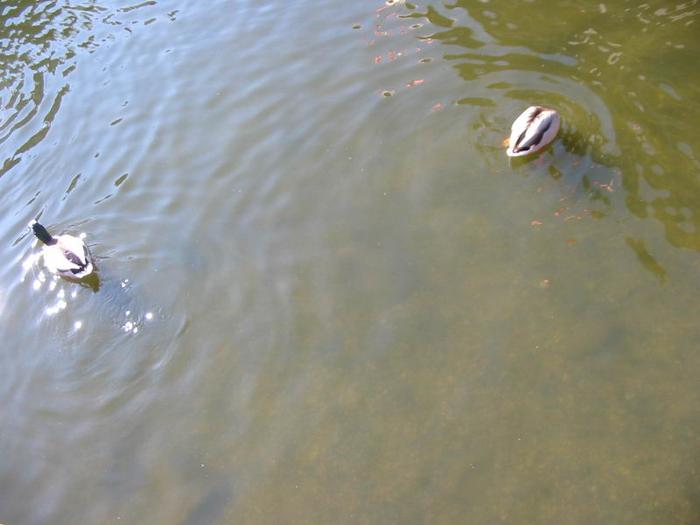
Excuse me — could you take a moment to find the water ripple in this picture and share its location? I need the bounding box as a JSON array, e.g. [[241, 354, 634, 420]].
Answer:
[[0, 0, 168, 179], [389, 0, 700, 258], [1, 1, 700, 523]]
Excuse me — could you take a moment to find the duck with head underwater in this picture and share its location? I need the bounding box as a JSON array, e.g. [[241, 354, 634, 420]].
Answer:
[[505, 106, 560, 158], [30, 220, 94, 279]]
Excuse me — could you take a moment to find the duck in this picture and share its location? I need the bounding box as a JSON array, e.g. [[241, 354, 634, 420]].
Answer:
[[30, 220, 94, 278], [505, 106, 560, 157]]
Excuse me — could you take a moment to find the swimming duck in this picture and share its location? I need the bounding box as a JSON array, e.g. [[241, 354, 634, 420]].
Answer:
[[506, 106, 560, 157], [30, 221, 94, 278]]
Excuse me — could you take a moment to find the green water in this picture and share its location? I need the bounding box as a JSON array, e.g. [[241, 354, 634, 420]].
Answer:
[[0, 0, 699, 523]]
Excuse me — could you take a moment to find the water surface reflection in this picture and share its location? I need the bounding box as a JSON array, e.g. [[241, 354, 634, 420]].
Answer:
[[1, 0, 700, 523]]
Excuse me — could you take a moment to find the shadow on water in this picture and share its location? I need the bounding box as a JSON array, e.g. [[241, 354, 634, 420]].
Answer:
[[398, 0, 700, 277], [76, 270, 101, 292], [0, 0, 159, 178]]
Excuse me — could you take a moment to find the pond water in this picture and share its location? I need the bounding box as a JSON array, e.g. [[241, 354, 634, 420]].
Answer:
[[1, 0, 699, 523]]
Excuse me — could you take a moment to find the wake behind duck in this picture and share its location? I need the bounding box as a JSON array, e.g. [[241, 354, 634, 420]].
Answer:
[[26, 220, 154, 334]]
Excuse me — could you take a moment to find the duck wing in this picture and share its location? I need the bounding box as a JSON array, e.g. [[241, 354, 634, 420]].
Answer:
[[514, 118, 552, 153], [508, 106, 543, 154], [52, 235, 89, 273], [63, 249, 86, 271]]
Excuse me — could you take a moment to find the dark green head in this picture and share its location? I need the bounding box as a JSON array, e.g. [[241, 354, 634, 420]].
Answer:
[[31, 221, 57, 246]]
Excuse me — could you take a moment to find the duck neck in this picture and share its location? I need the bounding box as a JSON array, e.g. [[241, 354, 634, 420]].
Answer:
[[32, 223, 57, 246]]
